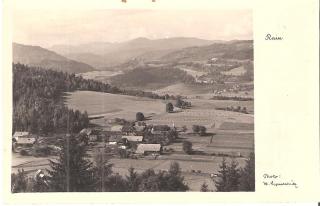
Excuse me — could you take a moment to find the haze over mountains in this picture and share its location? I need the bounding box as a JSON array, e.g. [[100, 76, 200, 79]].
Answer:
[[13, 43, 94, 73], [49, 37, 218, 69]]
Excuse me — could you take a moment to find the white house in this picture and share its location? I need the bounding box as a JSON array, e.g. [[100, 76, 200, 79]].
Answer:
[[110, 125, 123, 132], [13, 131, 36, 145], [135, 144, 162, 155], [122, 135, 143, 142]]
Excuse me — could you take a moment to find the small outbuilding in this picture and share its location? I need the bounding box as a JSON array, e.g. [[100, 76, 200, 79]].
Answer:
[[122, 135, 143, 142], [13, 131, 36, 145], [135, 144, 162, 155]]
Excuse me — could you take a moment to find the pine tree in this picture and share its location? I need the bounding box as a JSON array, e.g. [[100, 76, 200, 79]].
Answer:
[[47, 135, 95, 192], [214, 158, 229, 191], [11, 169, 28, 193], [92, 150, 113, 192], [214, 158, 241, 191], [225, 159, 240, 191], [200, 181, 209, 192], [163, 162, 189, 191], [126, 167, 140, 192], [239, 153, 255, 191]]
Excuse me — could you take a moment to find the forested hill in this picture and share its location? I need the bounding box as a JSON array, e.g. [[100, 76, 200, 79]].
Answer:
[[13, 43, 94, 73], [12, 64, 174, 134]]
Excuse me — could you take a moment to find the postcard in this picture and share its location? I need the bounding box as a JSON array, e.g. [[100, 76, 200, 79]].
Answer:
[[1, 0, 319, 204]]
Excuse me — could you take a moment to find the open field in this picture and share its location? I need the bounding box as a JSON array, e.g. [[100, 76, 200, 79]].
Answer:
[[221, 66, 246, 76], [178, 67, 207, 78], [154, 83, 214, 96], [65, 91, 165, 121], [76, 70, 123, 82]]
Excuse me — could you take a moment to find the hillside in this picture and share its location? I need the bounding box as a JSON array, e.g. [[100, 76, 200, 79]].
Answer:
[[110, 66, 195, 89], [13, 43, 95, 73], [49, 37, 215, 69], [161, 40, 253, 63]]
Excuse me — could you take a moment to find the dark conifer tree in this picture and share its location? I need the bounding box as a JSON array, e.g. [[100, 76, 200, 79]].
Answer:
[[200, 182, 209, 192], [239, 153, 255, 191], [214, 158, 229, 191], [47, 135, 95, 192]]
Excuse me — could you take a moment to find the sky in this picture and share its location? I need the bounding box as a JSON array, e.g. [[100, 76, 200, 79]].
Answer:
[[13, 9, 252, 47]]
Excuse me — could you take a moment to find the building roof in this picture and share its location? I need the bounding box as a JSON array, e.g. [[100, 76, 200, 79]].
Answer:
[[80, 128, 99, 135], [80, 128, 92, 135], [135, 144, 161, 154], [122, 136, 143, 142], [17, 136, 36, 144], [13, 131, 29, 138], [110, 125, 123, 132], [134, 125, 146, 132], [108, 135, 122, 142], [152, 125, 171, 131]]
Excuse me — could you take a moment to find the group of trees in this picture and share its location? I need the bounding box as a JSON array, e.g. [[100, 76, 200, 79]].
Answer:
[[182, 141, 193, 154], [13, 64, 90, 134], [11, 134, 189, 192], [192, 125, 207, 136], [110, 66, 195, 88], [165, 102, 174, 113], [214, 153, 255, 191], [13, 64, 188, 134], [12, 64, 179, 134], [175, 97, 191, 109]]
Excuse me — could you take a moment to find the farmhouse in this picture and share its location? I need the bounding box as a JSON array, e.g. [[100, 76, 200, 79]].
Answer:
[[13, 131, 29, 141], [151, 125, 171, 135], [122, 135, 143, 142], [79, 128, 99, 141], [110, 125, 123, 132], [135, 144, 162, 155], [12, 131, 36, 145], [107, 135, 122, 145]]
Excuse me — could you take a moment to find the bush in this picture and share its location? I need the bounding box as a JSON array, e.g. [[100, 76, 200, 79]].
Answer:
[[199, 126, 207, 136], [166, 103, 174, 113], [192, 125, 200, 133], [20, 149, 29, 156], [182, 141, 192, 154], [136, 112, 145, 121]]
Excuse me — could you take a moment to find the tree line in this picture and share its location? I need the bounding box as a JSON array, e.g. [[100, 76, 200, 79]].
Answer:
[[12, 63, 180, 134]]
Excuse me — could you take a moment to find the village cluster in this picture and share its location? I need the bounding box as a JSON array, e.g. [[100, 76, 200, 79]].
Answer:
[[12, 119, 182, 160]]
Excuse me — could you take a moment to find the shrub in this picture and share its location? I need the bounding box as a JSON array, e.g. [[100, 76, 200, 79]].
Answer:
[[182, 141, 192, 154], [20, 149, 29, 156], [192, 125, 200, 133], [199, 126, 207, 136], [136, 112, 145, 121], [166, 103, 174, 113]]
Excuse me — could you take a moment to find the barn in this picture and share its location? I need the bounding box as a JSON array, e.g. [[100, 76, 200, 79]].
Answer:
[[135, 144, 162, 155]]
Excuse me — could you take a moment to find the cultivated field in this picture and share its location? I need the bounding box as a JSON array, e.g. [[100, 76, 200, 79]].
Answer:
[[65, 91, 166, 121], [76, 70, 123, 82], [221, 66, 246, 76]]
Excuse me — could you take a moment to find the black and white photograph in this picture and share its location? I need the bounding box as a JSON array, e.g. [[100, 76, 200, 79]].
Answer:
[[11, 9, 254, 192]]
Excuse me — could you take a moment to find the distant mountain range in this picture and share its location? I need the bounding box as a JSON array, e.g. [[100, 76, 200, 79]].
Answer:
[[49, 37, 218, 69], [160, 40, 253, 63], [13, 43, 94, 73], [13, 38, 253, 74]]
